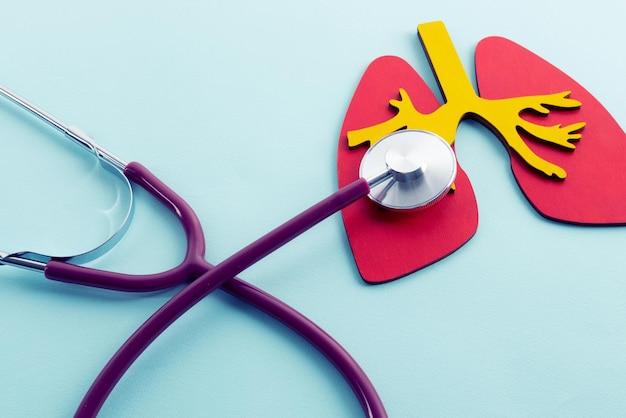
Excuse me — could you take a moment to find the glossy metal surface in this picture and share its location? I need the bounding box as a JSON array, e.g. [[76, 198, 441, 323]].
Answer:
[[361, 130, 457, 210], [0, 86, 127, 171], [0, 86, 133, 270]]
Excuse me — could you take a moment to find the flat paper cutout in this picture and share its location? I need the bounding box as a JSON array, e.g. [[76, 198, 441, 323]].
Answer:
[[476, 36, 626, 224], [339, 20, 626, 283]]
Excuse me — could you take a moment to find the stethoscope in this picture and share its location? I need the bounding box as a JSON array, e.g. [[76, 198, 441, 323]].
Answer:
[[0, 85, 457, 418]]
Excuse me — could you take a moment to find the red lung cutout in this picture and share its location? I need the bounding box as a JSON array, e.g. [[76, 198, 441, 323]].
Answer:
[[338, 56, 479, 283], [476, 37, 626, 224]]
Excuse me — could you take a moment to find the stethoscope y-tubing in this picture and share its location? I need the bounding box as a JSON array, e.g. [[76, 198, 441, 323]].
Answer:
[[73, 163, 384, 417], [45, 162, 209, 291], [0, 84, 387, 416]]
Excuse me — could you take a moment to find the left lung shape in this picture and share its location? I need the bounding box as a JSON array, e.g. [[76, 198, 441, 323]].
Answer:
[[476, 36, 626, 225]]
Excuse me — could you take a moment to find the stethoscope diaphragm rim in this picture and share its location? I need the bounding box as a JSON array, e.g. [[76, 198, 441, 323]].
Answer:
[[359, 129, 457, 210]]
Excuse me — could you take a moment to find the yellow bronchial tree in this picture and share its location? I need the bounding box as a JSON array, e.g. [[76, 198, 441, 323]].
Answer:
[[347, 21, 586, 180]]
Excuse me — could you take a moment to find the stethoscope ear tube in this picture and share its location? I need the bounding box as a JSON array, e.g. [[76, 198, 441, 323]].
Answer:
[[45, 162, 209, 291]]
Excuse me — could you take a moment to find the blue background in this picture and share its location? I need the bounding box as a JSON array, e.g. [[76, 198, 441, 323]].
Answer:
[[1, 1, 625, 416]]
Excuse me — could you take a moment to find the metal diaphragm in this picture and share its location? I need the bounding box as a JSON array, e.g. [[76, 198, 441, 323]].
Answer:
[[359, 130, 457, 210]]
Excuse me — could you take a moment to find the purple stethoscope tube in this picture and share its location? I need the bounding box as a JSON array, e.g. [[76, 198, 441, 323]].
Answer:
[[0, 85, 388, 417], [0, 84, 457, 418], [71, 163, 380, 417]]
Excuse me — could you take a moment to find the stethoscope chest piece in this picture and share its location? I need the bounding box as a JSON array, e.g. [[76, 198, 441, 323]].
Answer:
[[360, 130, 457, 210]]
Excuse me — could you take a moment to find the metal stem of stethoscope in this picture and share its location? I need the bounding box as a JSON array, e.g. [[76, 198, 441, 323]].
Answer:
[[0, 86, 134, 271], [0, 85, 127, 170]]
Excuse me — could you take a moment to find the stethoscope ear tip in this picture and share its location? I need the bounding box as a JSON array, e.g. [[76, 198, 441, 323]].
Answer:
[[360, 130, 457, 211]]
